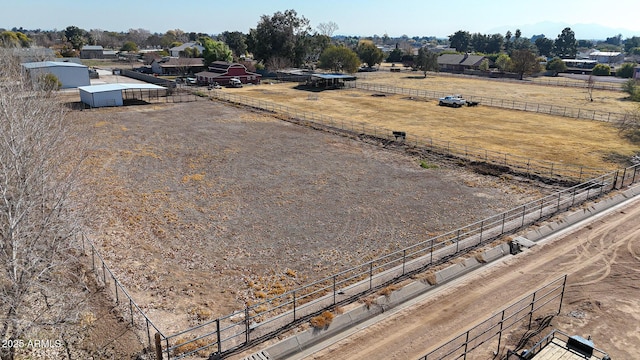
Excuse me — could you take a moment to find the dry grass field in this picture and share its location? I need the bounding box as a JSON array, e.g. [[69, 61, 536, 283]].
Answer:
[[226, 78, 639, 170]]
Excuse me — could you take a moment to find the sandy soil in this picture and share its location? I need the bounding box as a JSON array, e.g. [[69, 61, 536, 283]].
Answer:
[[301, 194, 640, 360]]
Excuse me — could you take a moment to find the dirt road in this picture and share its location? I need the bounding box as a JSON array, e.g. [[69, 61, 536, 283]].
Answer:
[[301, 194, 640, 360]]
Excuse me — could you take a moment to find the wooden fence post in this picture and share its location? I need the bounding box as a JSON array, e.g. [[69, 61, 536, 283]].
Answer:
[[154, 333, 163, 360]]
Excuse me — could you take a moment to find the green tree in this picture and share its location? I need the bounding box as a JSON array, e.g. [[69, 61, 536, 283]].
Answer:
[[486, 33, 504, 54], [510, 49, 542, 79], [415, 47, 439, 77], [318, 45, 360, 73], [120, 41, 138, 52], [592, 63, 611, 76], [624, 36, 640, 53], [495, 53, 512, 72], [247, 9, 311, 68], [356, 41, 384, 68], [64, 25, 88, 50], [479, 58, 490, 72], [554, 27, 577, 58], [546, 57, 567, 76], [221, 31, 248, 59], [449, 30, 471, 52], [305, 33, 331, 63], [504, 30, 512, 52], [470, 33, 488, 53], [200, 36, 232, 66], [386, 48, 404, 63], [617, 63, 637, 78], [535, 37, 554, 57]]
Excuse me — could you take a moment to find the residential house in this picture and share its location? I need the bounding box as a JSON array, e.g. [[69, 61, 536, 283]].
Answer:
[[634, 65, 640, 80], [437, 53, 489, 73], [195, 61, 261, 86], [169, 42, 205, 57], [150, 57, 205, 75]]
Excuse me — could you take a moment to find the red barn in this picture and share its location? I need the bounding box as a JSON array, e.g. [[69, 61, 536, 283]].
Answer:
[[195, 61, 261, 86]]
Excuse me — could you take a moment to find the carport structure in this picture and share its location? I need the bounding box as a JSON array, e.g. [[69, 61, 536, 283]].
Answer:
[[78, 83, 166, 108], [308, 73, 356, 89]]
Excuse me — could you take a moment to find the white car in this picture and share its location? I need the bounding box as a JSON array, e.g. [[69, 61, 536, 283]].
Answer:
[[438, 95, 466, 107]]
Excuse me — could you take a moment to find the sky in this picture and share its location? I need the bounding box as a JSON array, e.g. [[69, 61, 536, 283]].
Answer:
[[2, 0, 640, 40]]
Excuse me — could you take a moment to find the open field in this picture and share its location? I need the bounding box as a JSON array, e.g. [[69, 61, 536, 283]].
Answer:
[[73, 100, 547, 338], [225, 82, 639, 170]]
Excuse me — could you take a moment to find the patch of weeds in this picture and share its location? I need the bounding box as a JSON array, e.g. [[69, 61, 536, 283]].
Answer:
[[285, 268, 297, 278], [173, 336, 212, 357], [193, 91, 208, 97], [188, 306, 213, 322], [420, 160, 439, 169], [309, 310, 335, 329], [378, 284, 399, 297], [254, 290, 267, 299]]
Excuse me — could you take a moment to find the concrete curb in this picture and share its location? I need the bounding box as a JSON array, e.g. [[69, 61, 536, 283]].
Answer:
[[256, 185, 640, 359]]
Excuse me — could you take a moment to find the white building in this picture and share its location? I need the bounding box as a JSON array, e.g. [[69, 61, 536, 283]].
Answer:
[[78, 83, 166, 108], [21, 61, 90, 89], [588, 51, 624, 64]]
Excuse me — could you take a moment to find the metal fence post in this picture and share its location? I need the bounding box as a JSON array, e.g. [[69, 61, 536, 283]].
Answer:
[[369, 262, 373, 289], [402, 250, 406, 275], [217, 319, 222, 355], [245, 307, 250, 344]]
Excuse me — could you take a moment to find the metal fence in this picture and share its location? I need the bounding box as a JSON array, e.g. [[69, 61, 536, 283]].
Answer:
[[209, 91, 606, 182], [79, 233, 165, 359], [418, 275, 567, 360], [350, 81, 629, 123]]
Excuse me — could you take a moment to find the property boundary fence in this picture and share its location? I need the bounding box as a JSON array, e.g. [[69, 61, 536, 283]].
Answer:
[[350, 81, 629, 123], [209, 91, 606, 182], [417, 275, 567, 360]]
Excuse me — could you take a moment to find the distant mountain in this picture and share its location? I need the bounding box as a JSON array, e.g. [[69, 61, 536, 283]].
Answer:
[[487, 21, 639, 40]]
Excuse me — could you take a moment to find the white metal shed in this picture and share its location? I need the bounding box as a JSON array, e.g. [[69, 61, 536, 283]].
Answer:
[[78, 83, 166, 108], [21, 61, 90, 89]]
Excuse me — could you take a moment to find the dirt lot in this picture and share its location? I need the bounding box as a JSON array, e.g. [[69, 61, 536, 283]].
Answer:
[[299, 194, 640, 360], [73, 99, 547, 340]]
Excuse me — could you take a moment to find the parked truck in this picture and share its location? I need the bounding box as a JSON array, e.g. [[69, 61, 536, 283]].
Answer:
[[438, 95, 466, 107]]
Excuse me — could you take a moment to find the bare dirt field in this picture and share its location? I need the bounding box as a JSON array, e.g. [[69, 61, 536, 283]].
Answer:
[[298, 194, 640, 360], [73, 100, 547, 340]]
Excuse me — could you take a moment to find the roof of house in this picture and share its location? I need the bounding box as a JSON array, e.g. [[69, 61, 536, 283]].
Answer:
[[208, 61, 246, 72], [78, 83, 165, 94], [589, 51, 621, 56], [81, 45, 104, 51], [156, 58, 205, 67], [438, 54, 486, 66], [22, 61, 87, 69], [311, 73, 356, 81], [169, 42, 205, 52]]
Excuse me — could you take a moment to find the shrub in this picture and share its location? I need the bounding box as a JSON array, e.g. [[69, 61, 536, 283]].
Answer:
[[309, 310, 335, 329], [420, 160, 438, 169], [616, 62, 637, 78], [591, 64, 611, 76]]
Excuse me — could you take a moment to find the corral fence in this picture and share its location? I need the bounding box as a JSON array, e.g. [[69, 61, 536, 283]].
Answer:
[[418, 275, 567, 360], [154, 158, 640, 358], [79, 233, 166, 360], [350, 81, 629, 123], [209, 91, 606, 182]]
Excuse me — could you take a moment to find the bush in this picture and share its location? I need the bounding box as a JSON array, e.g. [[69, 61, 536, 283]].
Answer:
[[592, 64, 611, 76], [616, 62, 637, 78], [309, 310, 335, 329]]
